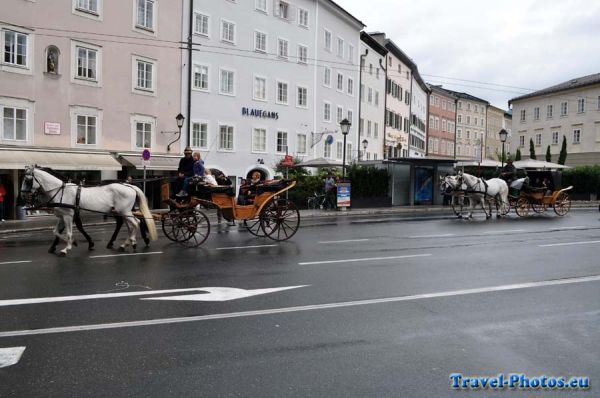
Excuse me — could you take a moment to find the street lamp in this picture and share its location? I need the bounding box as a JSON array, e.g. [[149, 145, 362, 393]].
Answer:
[[340, 118, 351, 178], [167, 113, 186, 152], [499, 129, 508, 168], [361, 139, 368, 161]]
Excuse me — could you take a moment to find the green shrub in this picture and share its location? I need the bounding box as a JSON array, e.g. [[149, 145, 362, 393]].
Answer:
[[563, 165, 600, 194], [347, 165, 389, 197]]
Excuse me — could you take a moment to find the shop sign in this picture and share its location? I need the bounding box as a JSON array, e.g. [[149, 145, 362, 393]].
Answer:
[[241, 107, 279, 120], [44, 122, 61, 135]]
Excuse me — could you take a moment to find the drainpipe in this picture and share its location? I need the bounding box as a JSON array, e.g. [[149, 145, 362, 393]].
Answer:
[[454, 98, 458, 160], [408, 72, 413, 158], [425, 91, 430, 156], [357, 48, 368, 161], [380, 56, 387, 159], [186, 0, 193, 147]]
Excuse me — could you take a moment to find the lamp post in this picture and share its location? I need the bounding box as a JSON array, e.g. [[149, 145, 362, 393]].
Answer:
[[361, 139, 368, 161], [499, 129, 508, 168], [167, 113, 185, 152], [340, 118, 351, 178]]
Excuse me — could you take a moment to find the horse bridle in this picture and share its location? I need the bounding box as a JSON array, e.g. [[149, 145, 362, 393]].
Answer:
[[22, 168, 66, 208]]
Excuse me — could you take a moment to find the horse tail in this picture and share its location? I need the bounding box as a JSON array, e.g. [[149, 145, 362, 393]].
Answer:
[[131, 185, 157, 241]]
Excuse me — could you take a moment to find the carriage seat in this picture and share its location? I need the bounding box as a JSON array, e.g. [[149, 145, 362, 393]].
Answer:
[[192, 182, 235, 197], [254, 179, 290, 194]]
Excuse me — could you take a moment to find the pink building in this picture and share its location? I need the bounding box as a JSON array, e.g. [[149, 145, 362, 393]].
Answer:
[[427, 85, 456, 159]]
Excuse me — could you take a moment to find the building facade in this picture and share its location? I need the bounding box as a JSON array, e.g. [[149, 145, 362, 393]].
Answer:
[[443, 90, 489, 161], [485, 105, 504, 160], [358, 32, 386, 162], [0, 0, 183, 217], [427, 85, 456, 159], [508, 73, 600, 166], [185, 0, 363, 181], [409, 69, 429, 158]]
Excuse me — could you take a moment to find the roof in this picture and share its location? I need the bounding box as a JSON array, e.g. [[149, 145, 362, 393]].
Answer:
[[437, 87, 490, 105], [428, 84, 458, 100], [509, 72, 600, 104], [323, 0, 365, 28], [360, 32, 388, 57]]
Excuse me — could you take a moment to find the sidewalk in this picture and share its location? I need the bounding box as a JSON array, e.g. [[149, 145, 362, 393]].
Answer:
[[1, 202, 597, 235]]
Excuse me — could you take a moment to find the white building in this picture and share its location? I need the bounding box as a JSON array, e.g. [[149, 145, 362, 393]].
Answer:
[[409, 69, 429, 158], [184, 0, 363, 181], [358, 32, 387, 161]]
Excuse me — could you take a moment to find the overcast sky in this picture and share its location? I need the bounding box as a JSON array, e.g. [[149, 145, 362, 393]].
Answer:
[[338, 0, 600, 110]]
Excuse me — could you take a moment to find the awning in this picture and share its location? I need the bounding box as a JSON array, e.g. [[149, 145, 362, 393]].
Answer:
[[0, 148, 122, 171], [119, 154, 180, 171]]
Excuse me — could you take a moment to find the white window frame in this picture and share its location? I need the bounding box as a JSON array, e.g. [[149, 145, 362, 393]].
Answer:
[[252, 127, 267, 153], [324, 66, 331, 87], [336, 72, 344, 92], [520, 109, 526, 122], [347, 77, 354, 96], [134, 0, 156, 34], [191, 120, 209, 149], [347, 109, 353, 125], [336, 37, 344, 58], [323, 101, 331, 122], [276, 130, 288, 153], [2, 29, 32, 73], [561, 101, 568, 116], [194, 12, 210, 37], [534, 107, 540, 120], [552, 131, 559, 145], [276, 80, 289, 105], [132, 55, 156, 95], [219, 67, 235, 96], [336, 141, 343, 160], [254, 30, 267, 53], [573, 128, 581, 144], [253, 74, 267, 102], [73, 0, 103, 20], [336, 106, 343, 124], [324, 29, 332, 52], [71, 40, 102, 86], [70, 105, 102, 148], [255, 0, 267, 13], [192, 63, 209, 92], [374, 122, 379, 139], [519, 135, 525, 147], [296, 85, 308, 108], [297, 133, 307, 155], [0, 97, 33, 145], [535, 133, 542, 146], [298, 8, 309, 28], [217, 123, 235, 152], [130, 114, 156, 150], [220, 19, 236, 45], [547, 104, 553, 118], [277, 38, 289, 59], [577, 98, 585, 113], [348, 44, 354, 63], [297, 44, 307, 64]]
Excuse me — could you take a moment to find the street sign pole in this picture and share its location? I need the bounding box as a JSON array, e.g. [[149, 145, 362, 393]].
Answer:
[[142, 149, 151, 195]]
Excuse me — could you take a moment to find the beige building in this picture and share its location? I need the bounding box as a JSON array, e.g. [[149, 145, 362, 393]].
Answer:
[[0, 0, 183, 217], [508, 73, 600, 165], [485, 105, 504, 160], [443, 90, 488, 160]]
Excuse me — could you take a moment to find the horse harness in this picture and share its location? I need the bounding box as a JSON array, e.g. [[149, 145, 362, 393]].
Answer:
[[23, 170, 83, 214]]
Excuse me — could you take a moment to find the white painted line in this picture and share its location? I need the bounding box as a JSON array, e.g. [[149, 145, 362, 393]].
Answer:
[[298, 253, 432, 266], [2, 274, 599, 338], [0, 346, 26, 368], [89, 251, 163, 259], [483, 229, 525, 234], [409, 234, 456, 239], [318, 239, 370, 244], [0, 260, 32, 265], [549, 226, 588, 231], [539, 240, 600, 248], [214, 244, 277, 250]]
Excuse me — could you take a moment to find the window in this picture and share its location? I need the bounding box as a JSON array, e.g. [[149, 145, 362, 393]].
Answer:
[[324, 67, 331, 86], [369, 64, 373, 75], [442, 119, 447, 132], [535, 133, 542, 146], [219, 69, 234, 95], [254, 31, 266, 52], [324, 30, 331, 51], [519, 135, 525, 147], [337, 37, 344, 57], [3, 30, 28, 67], [442, 100, 446, 110], [336, 142, 343, 159], [429, 116, 434, 129], [76, 0, 99, 14], [194, 13, 209, 36], [466, 130, 470, 139], [360, 84, 365, 101], [337, 106, 343, 123], [367, 87, 372, 104], [337, 73, 343, 91], [597, 96, 600, 110], [467, 103, 471, 111], [435, 117, 439, 130], [255, 0, 267, 12], [297, 45, 307, 64], [347, 78, 354, 95], [76, 46, 97, 80], [474, 117, 478, 126], [520, 109, 526, 122], [359, 118, 364, 133], [135, 122, 152, 148], [136, 0, 154, 30], [252, 128, 266, 152], [348, 44, 354, 62], [561, 101, 568, 116], [221, 20, 235, 44], [192, 122, 208, 148], [376, 69, 379, 79], [374, 122, 379, 138], [367, 120, 372, 137], [573, 129, 581, 144], [458, 101, 462, 109], [577, 98, 585, 113], [324, 141, 331, 158], [547, 104, 553, 118], [552, 131, 559, 145], [277, 38, 289, 59], [466, 116, 470, 124], [297, 134, 307, 154], [254, 76, 266, 100], [534, 107, 540, 120], [276, 81, 288, 104], [374, 91, 379, 106], [457, 114, 462, 123], [193, 65, 208, 91], [135, 59, 153, 91], [276, 1, 290, 19], [297, 86, 307, 107], [347, 110, 353, 124], [277, 131, 288, 152], [2, 107, 27, 141], [218, 125, 234, 151], [298, 8, 308, 27], [323, 102, 331, 121], [457, 129, 462, 139], [77, 115, 97, 145]]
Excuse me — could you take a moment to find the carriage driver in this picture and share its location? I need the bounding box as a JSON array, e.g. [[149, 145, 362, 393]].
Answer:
[[177, 151, 205, 197]]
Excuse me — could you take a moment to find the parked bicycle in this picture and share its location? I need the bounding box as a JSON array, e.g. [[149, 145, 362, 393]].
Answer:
[[306, 192, 327, 210]]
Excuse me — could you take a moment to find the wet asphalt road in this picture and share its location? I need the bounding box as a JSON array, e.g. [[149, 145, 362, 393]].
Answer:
[[0, 209, 599, 397]]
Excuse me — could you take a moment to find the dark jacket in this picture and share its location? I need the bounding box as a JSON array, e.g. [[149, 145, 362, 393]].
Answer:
[[178, 156, 195, 177]]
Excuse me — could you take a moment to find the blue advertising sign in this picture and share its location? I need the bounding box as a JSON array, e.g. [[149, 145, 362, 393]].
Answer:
[[337, 182, 351, 207]]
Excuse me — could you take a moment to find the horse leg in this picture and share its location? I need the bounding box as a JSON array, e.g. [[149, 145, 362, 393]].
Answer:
[[140, 218, 150, 246], [120, 215, 139, 251], [50, 218, 66, 253], [59, 215, 74, 256], [108, 216, 124, 249], [74, 212, 94, 250]]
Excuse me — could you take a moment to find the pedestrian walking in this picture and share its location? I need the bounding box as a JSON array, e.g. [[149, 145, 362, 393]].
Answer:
[[0, 180, 6, 221], [324, 174, 336, 210]]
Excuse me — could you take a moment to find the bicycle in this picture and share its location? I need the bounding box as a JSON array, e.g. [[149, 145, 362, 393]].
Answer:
[[306, 192, 326, 210]]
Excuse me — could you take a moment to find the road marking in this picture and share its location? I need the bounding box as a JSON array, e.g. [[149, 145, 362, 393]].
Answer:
[[214, 244, 277, 250], [0, 347, 26, 368], [538, 240, 600, 248], [2, 275, 599, 338], [142, 285, 307, 302], [483, 229, 525, 234], [409, 234, 456, 239], [549, 226, 588, 231], [318, 239, 370, 244], [298, 253, 432, 265], [89, 251, 163, 259], [0, 260, 32, 265]]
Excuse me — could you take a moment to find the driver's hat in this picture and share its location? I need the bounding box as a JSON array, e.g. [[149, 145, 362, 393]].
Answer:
[[184, 146, 193, 154]]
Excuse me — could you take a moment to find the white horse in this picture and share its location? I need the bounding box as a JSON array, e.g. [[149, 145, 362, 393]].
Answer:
[[21, 166, 157, 255], [456, 172, 509, 219], [439, 174, 468, 218]]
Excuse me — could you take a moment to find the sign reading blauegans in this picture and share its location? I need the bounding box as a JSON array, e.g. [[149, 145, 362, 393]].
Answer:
[[242, 107, 279, 120]]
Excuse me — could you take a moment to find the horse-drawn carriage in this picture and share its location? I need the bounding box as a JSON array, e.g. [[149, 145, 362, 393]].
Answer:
[[507, 171, 572, 217]]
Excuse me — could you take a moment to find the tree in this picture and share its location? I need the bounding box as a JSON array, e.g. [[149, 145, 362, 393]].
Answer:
[[515, 148, 522, 161], [529, 138, 537, 159], [558, 135, 568, 165], [545, 145, 552, 162]]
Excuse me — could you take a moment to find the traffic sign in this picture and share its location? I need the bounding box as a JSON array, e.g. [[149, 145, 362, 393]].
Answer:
[[142, 149, 151, 161], [282, 154, 294, 167]]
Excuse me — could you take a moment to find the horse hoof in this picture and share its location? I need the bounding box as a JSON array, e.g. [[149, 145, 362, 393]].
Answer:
[[88, 242, 95, 251], [143, 238, 150, 246], [457, 215, 462, 219], [48, 247, 56, 254], [118, 246, 126, 252], [73, 241, 78, 247], [58, 251, 67, 257], [106, 243, 113, 249]]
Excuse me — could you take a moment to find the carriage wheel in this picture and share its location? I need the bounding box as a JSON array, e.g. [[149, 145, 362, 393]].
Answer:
[[260, 199, 300, 241], [531, 201, 547, 214], [162, 211, 187, 242], [553, 192, 571, 216], [178, 209, 211, 247], [497, 198, 511, 216], [244, 217, 267, 237], [515, 198, 530, 217]]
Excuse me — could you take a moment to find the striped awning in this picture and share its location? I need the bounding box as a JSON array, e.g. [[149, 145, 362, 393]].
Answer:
[[0, 148, 122, 171]]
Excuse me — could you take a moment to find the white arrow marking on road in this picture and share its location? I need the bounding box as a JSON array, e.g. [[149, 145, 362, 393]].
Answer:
[[0, 347, 26, 368], [141, 285, 307, 302], [0, 286, 307, 307]]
